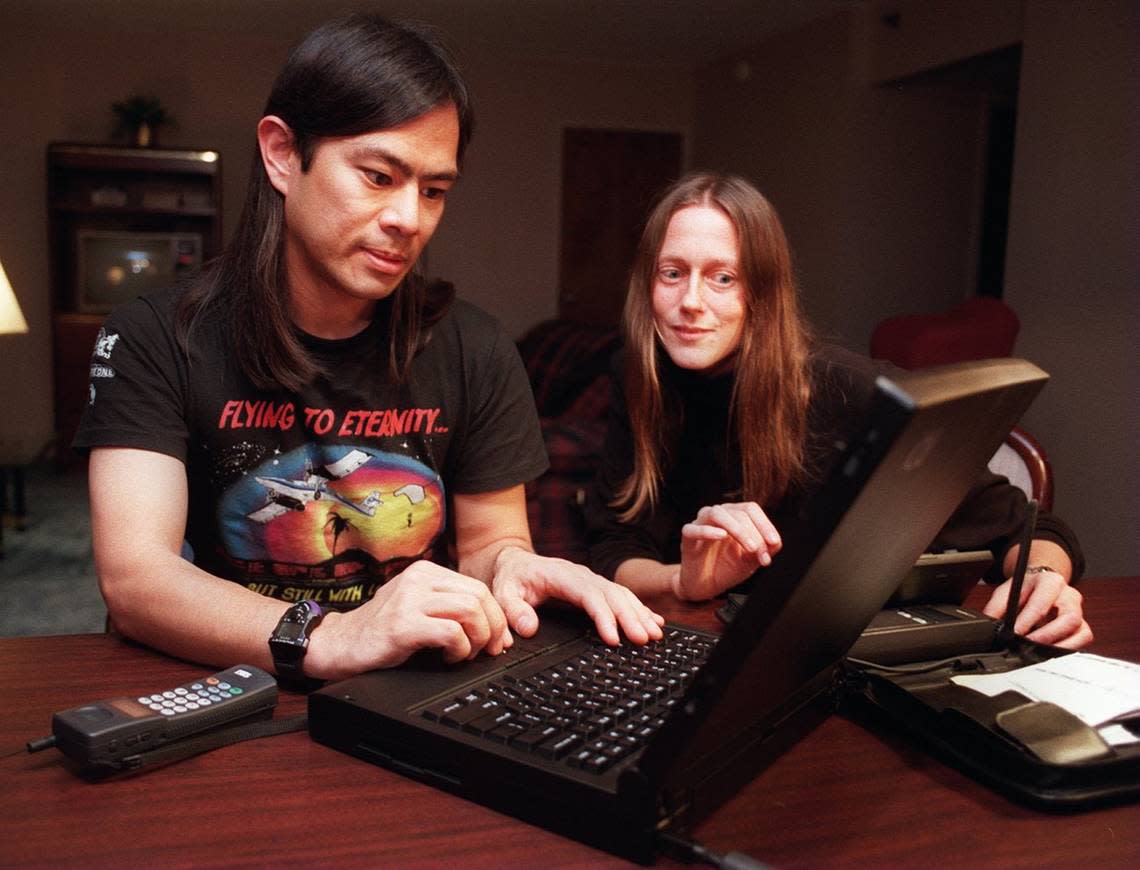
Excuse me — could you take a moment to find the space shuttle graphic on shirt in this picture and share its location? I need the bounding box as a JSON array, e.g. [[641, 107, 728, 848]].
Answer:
[[246, 449, 383, 523]]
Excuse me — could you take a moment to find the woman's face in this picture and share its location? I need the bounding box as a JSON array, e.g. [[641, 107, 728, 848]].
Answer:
[[651, 205, 747, 372]]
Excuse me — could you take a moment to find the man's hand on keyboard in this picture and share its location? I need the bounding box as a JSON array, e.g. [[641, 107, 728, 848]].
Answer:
[[490, 547, 665, 646], [305, 560, 512, 679]]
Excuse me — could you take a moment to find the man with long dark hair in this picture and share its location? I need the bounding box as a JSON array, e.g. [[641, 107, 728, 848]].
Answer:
[[76, 14, 663, 683]]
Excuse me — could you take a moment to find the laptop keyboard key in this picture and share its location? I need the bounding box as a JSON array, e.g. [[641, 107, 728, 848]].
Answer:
[[463, 708, 515, 735], [585, 753, 616, 773], [441, 699, 499, 728], [568, 747, 595, 768], [509, 724, 560, 751], [486, 721, 527, 743], [537, 732, 582, 759], [422, 699, 464, 722]]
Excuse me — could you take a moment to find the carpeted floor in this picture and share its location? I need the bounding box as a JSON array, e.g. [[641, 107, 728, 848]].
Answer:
[[0, 462, 105, 636]]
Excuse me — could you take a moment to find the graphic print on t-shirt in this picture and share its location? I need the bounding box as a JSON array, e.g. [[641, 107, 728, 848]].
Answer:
[[216, 444, 445, 606]]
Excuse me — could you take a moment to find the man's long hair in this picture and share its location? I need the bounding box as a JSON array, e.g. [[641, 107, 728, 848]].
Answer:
[[615, 172, 813, 520], [176, 14, 474, 391]]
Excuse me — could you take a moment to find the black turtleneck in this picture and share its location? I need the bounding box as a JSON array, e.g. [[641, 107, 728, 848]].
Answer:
[[662, 361, 741, 524], [584, 343, 1084, 585]]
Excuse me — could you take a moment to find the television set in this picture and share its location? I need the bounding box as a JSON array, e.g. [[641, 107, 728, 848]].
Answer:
[[75, 230, 202, 313]]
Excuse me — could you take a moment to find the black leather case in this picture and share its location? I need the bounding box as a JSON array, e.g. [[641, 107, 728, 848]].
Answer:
[[842, 635, 1140, 808]]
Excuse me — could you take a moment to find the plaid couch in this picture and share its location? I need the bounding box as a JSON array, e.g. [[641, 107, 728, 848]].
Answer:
[[516, 319, 621, 563]]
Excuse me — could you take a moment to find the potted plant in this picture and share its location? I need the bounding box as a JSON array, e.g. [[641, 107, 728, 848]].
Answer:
[[111, 95, 171, 147]]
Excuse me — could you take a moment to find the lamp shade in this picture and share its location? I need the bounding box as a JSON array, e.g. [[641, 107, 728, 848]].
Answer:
[[0, 260, 29, 335]]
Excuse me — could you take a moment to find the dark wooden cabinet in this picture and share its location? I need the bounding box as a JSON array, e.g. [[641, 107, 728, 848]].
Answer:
[[47, 144, 222, 460]]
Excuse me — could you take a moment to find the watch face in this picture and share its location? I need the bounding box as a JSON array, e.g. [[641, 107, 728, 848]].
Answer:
[[274, 622, 307, 643], [270, 637, 306, 660]]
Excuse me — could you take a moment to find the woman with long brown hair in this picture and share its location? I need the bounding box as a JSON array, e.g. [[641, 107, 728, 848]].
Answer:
[[585, 172, 1092, 648]]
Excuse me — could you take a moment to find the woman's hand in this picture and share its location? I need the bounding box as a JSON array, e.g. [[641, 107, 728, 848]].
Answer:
[[982, 567, 1093, 649], [982, 540, 1092, 649], [674, 502, 781, 601]]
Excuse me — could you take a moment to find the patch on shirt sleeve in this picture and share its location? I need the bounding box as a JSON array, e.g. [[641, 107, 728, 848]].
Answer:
[[89, 327, 122, 405], [93, 328, 121, 360]]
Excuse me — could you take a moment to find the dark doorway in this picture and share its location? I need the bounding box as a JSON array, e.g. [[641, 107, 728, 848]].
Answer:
[[976, 100, 1017, 297], [887, 44, 1021, 299], [558, 128, 683, 326]]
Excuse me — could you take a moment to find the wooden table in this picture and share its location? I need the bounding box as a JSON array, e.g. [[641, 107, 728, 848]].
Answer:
[[2, 578, 1138, 867]]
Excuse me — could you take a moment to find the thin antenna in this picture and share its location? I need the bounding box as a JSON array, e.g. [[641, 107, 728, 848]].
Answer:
[[1002, 498, 1039, 637]]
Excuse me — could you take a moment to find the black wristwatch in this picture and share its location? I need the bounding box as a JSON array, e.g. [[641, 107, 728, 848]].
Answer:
[[268, 600, 325, 684]]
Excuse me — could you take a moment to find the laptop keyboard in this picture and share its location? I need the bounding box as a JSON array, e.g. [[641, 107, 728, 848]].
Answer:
[[420, 627, 716, 774]]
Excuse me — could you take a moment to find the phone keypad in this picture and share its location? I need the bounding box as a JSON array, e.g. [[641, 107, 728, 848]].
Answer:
[[137, 679, 246, 716]]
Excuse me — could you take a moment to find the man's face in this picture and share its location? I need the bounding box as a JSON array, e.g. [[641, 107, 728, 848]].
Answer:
[[274, 103, 460, 333]]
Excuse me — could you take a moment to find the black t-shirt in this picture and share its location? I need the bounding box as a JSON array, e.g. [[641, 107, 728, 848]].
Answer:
[[75, 286, 549, 609]]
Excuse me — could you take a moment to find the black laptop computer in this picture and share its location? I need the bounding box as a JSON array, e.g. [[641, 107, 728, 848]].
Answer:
[[308, 358, 1048, 863]]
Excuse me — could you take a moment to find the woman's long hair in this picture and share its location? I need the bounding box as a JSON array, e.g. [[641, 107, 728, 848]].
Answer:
[[616, 172, 813, 520], [175, 14, 473, 391]]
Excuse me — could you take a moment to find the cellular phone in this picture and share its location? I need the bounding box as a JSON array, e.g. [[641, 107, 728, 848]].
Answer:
[[47, 664, 278, 769]]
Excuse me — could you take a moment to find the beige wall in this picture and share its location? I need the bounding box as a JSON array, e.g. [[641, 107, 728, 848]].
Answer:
[[690, 1, 1137, 574], [692, 8, 984, 354], [867, 0, 1023, 83], [427, 53, 692, 339], [1003, 0, 1139, 576], [0, 18, 690, 465]]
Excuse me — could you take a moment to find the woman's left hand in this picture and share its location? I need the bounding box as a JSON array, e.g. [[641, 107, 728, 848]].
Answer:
[[675, 502, 781, 601], [983, 540, 1091, 649], [982, 568, 1093, 648]]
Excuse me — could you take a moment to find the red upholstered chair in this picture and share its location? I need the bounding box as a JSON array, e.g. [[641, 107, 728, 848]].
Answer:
[[870, 297, 1019, 369], [871, 300, 1045, 510]]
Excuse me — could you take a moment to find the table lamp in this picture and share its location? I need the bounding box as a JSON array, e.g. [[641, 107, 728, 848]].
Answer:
[[0, 259, 29, 335], [0, 258, 29, 555]]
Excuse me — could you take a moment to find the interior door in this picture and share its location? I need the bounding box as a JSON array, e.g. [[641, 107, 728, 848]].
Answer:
[[558, 128, 683, 326]]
